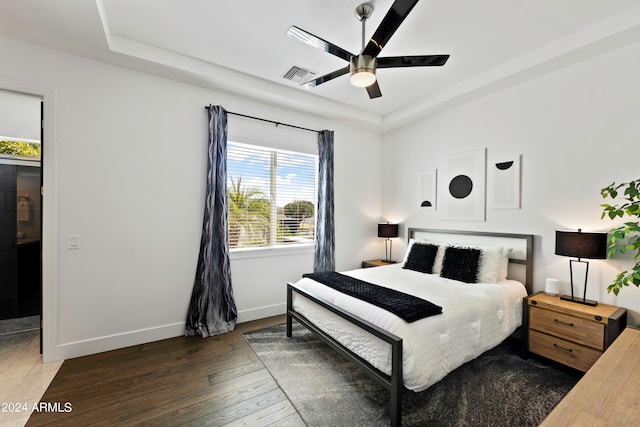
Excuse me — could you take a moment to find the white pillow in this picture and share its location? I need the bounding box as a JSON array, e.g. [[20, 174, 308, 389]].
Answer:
[[431, 244, 447, 275], [476, 246, 504, 283], [497, 248, 513, 281]]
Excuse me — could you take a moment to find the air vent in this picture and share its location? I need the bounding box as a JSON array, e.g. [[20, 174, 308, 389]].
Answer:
[[282, 64, 318, 83]]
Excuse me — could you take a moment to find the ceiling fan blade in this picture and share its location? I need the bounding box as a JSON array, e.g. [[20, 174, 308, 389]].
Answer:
[[302, 66, 350, 87], [287, 26, 354, 62], [377, 55, 450, 68], [361, 0, 420, 58], [366, 81, 382, 99]]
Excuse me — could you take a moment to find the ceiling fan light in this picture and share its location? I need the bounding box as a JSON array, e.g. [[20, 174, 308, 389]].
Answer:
[[350, 55, 377, 87], [350, 71, 376, 87]]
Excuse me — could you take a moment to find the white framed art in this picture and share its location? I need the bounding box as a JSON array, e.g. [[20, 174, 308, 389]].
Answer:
[[418, 170, 437, 211], [488, 154, 521, 209], [438, 148, 486, 221]]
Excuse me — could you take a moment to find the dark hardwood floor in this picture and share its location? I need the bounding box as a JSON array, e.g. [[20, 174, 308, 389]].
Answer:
[[27, 315, 305, 426]]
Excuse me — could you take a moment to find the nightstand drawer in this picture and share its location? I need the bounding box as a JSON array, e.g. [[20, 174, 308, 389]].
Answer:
[[529, 306, 605, 350], [529, 330, 602, 372]]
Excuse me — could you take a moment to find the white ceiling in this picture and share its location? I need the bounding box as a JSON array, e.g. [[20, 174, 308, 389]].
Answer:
[[1, 0, 640, 131]]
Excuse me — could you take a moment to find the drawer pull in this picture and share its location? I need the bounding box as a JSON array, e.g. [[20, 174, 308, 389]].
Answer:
[[553, 343, 573, 353], [554, 319, 574, 327]]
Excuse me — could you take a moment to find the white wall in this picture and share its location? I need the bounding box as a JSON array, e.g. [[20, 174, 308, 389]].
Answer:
[[382, 40, 640, 325], [0, 35, 383, 361]]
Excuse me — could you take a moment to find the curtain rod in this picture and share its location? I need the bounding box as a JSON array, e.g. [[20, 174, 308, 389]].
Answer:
[[204, 106, 320, 134]]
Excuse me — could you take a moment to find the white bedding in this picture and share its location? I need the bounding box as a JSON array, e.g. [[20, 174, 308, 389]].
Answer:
[[291, 263, 527, 392]]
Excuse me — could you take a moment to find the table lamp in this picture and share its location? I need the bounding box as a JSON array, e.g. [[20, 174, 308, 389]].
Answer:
[[378, 223, 399, 263], [555, 229, 607, 306]]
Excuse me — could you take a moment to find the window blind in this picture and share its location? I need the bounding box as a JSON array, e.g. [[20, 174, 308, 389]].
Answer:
[[227, 141, 318, 249]]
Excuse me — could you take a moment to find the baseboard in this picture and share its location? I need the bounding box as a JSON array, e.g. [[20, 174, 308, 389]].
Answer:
[[238, 303, 286, 323], [52, 321, 186, 361], [49, 304, 287, 361]]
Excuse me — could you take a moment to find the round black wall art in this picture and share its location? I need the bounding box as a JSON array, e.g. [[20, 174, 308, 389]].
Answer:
[[449, 175, 473, 199]]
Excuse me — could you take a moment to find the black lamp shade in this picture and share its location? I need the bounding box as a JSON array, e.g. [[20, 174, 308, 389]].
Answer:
[[378, 223, 399, 238], [555, 230, 607, 259]]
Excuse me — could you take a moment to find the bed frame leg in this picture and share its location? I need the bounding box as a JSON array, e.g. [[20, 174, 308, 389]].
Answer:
[[286, 284, 293, 337], [390, 339, 403, 426], [390, 390, 401, 427]]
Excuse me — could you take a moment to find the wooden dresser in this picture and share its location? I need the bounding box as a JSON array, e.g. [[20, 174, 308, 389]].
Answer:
[[541, 327, 640, 426], [524, 292, 627, 372]]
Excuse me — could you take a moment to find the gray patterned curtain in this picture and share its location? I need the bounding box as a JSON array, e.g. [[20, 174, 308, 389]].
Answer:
[[185, 105, 237, 338], [314, 130, 335, 272]]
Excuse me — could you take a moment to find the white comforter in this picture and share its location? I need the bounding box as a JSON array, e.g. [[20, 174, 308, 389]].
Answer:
[[291, 264, 527, 392]]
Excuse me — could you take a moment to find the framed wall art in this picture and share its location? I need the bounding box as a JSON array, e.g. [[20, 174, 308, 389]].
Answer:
[[418, 170, 437, 211], [438, 148, 486, 221], [488, 154, 521, 209]]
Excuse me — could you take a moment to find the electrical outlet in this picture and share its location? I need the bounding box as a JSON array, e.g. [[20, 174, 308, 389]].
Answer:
[[67, 235, 80, 249]]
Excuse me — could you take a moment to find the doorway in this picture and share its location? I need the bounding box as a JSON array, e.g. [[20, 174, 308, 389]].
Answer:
[[0, 90, 42, 341]]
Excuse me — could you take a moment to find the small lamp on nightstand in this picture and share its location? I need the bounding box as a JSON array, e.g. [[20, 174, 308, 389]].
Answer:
[[555, 229, 607, 306], [378, 223, 399, 263]]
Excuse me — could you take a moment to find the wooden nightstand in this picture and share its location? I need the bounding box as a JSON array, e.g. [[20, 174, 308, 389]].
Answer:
[[361, 259, 397, 268], [524, 292, 627, 372]]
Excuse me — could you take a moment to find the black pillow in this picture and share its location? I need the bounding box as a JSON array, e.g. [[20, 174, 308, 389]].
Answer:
[[441, 246, 481, 283], [403, 243, 439, 274]]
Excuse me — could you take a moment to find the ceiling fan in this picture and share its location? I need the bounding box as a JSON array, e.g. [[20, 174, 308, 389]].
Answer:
[[287, 0, 450, 99]]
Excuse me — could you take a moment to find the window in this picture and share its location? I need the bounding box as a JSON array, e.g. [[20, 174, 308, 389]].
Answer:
[[227, 141, 317, 249]]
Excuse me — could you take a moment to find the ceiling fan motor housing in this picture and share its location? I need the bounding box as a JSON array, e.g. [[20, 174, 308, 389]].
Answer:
[[350, 55, 377, 87]]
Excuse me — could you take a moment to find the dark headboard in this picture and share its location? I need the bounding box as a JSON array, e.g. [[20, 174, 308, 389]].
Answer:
[[407, 228, 534, 294]]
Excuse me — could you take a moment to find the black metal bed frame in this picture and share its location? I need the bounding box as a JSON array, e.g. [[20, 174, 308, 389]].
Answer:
[[286, 228, 534, 426]]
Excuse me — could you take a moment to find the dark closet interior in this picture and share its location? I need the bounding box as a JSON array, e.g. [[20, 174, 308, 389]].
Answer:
[[0, 162, 41, 320]]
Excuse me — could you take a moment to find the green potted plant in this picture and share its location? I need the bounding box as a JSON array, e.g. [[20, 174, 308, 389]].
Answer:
[[600, 179, 640, 295]]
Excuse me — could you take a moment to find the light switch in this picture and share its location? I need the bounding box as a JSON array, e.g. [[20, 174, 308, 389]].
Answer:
[[67, 235, 80, 249]]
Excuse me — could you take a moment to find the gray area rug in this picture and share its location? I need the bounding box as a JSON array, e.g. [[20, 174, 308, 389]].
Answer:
[[244, 323, 581, 427]]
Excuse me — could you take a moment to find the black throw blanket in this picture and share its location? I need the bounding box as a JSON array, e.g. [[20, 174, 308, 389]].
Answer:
[[302, 272, 442, 322]]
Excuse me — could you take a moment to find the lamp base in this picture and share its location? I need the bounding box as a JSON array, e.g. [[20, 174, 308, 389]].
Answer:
[[560, 295, 598, 306]]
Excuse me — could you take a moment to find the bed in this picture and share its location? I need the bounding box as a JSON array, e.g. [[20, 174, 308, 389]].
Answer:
[[286, 228, 534, 426]]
